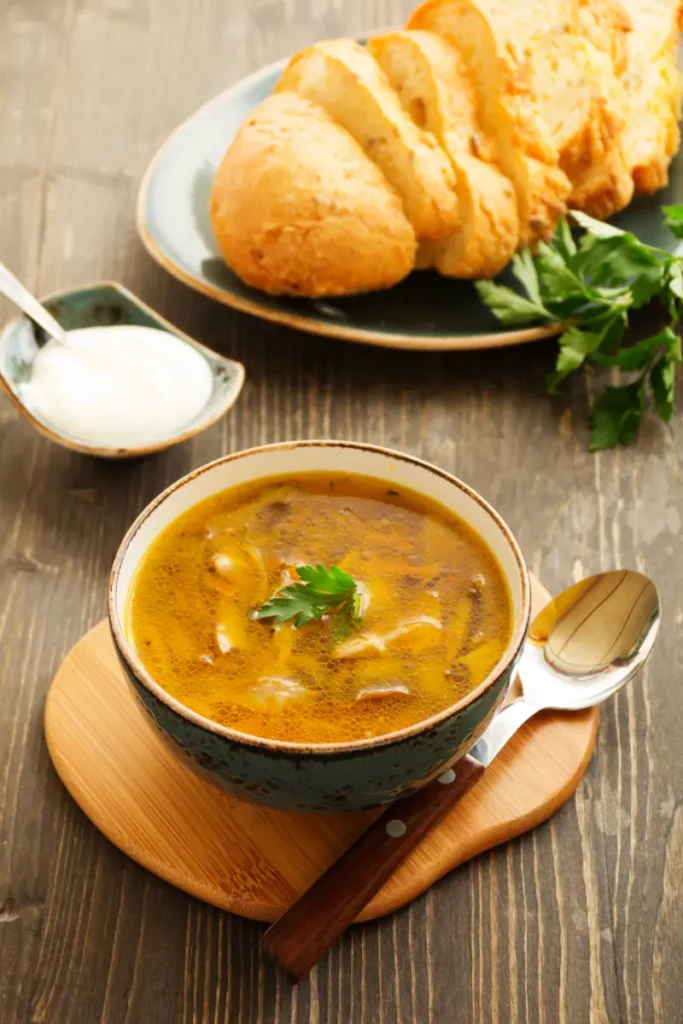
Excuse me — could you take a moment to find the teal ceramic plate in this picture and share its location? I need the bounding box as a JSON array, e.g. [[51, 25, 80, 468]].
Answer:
[[137, 43, 683, 351]]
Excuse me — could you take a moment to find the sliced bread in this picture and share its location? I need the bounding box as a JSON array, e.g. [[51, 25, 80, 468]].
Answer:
[[209, 93, 417, 297], [618, 0, 683, 192], [275, 39, 459, 242], [368, 29, 519, 278], [576, 0, 633, 74], [407, 0, 572, 245], [531, 33, 634, 217]]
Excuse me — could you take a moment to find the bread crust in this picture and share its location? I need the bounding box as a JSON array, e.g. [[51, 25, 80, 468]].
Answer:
[[531, 33, 634, 217], [576, 0, 633, 73], [369, 30, 519, 278], [407, 0, 572, 245], [275, 39, 459, 242], [209, 93, 417, 297], [620, 0, 683, 194]]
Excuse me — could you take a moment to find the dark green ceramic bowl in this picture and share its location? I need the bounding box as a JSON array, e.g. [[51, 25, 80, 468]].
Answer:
[[108, 441, 531, 812]]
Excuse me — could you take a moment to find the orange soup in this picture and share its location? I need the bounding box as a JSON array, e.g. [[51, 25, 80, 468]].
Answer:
[[127, 473, 512, 743]]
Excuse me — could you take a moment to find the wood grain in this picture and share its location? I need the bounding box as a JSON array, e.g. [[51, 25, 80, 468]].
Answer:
[[41, 575, 597, 930], [1, 0, 682, 1021]]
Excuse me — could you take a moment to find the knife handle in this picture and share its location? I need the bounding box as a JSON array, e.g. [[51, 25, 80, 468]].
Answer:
[[262, 755, 485, 981]]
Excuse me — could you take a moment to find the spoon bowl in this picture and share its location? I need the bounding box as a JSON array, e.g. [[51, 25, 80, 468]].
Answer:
[[470, 570, 660, 766], [0, 281, 245, 459], [520, 570, 660, 709]]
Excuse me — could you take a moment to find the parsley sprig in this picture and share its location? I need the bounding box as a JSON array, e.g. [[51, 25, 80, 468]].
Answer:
[[476, 207, 683, 449], [255, 564, 361, 630]]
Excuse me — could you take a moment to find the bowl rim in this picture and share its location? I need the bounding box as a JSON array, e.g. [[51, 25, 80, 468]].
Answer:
[[108, 440, 532, 755]]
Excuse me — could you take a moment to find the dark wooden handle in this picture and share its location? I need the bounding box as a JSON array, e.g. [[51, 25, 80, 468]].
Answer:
[[262, 755, 485, 980]]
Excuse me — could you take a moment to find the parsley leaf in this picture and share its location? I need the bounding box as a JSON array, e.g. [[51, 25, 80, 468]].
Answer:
[[590, 327, 675, 370], [570, 211, 625, 238], [649, 327, 681, 421], [663, 204, 683, 239], [474, 280, 554, 325], [255, 564, 360, 630], [476, 206, 683, 449], [589, 381, 646, 450], [553, 217, 578, 261], [650, 357, 677, 421], [536, 241, 584, 295], [547, 325, 605, 393], [511, 249, 543, 304], [668, 261, 683, 301]]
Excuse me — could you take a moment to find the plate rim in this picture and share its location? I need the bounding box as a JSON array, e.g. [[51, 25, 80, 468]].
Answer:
[[136, 44, 560, 352]]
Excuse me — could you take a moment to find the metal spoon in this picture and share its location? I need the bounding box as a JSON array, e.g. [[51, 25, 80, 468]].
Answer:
[[263, 570, 660, 981], [470, 569, 660, 765], [0, 262, 67, 345]]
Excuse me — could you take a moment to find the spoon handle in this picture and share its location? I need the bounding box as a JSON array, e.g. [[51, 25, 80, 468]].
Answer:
[[262, 755, 485, 981], [0, 263, 67, 345]]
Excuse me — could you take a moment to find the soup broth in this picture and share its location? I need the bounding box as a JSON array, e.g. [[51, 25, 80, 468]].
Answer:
[[127, 473, 513, 744]]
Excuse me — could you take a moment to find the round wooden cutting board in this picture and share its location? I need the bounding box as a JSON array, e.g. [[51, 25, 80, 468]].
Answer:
[[44, 576, 598, 923]]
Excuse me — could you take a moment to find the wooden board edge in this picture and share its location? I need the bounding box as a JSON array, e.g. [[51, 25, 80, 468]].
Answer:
[[357, 706, 599, 922]]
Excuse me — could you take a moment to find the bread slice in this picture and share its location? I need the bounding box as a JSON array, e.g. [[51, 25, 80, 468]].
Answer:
[[576, 0, 632, 74], [407, 0, 572, 246], [209, 93, 417, 297], [368, 30, 519, 278], [531, 33, 634, 217], [618, 0, 683, 192], [274, 39, 459, 242]]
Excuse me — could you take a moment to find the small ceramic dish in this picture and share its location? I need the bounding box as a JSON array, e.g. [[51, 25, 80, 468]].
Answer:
[[136, 33, 683, 352], [0, 281, 245, 459], [109, 440, 532, 813]]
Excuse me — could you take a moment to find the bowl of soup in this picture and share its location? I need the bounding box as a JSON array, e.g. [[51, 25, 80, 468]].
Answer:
[[109, 441, 531, 812]]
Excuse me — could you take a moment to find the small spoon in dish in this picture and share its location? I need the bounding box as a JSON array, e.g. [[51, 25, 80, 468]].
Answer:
[[263, 570, 660, 981], [0, 262, 68, 345]]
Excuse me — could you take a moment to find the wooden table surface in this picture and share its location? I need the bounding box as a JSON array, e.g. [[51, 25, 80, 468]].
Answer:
[[1, 2, 682, 1021]]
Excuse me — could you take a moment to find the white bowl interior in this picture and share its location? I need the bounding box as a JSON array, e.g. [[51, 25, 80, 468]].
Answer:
[[113, 444, 527, 640]]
